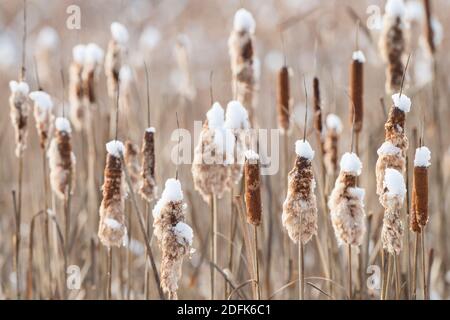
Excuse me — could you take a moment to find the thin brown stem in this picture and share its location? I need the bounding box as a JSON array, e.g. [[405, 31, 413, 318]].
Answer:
[[106, 247, 112, 300], [253, 225, 261, 300]]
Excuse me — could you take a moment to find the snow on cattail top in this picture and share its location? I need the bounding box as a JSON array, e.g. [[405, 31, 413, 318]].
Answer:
[[414, 146, 431, 167], [384, 168, 406, 198], [146, 127, 156, 133], [326, 113, 343, 133], [37, 27, 59, 50], [9, 81, 29, 94], [392, 93, 411, 112], [173, 221, 194, 246], [340, 152, 362, 175], [72, 44, 86, 64], [295, 140, 315, 160], [233, 8, 255, 33], [84, 43, 104, 65], [224, 100, 250, 129], [29, 91, 53, 110], [111, 22, 129, 44], [106, 140, 124, 157], [377, 141, 402, 156], [405, 1, 424, 22], [385, 0, 406, 17], [153, 178, 184, 218], [55, 117, 72, 133], [206, 102, 225, 129], [139, 26, 161, 51], [352, 50, 366, 63], [244, 149, 259, 161], [119, 65, 132, 85]]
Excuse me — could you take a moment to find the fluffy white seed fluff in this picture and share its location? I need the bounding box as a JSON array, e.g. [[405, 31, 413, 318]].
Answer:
[[340, 152, 362, 175], [352, 50, 366, 63], [224, 100, 250, 129], [29, 91, 53, 110], [377, 141, 402, 156], [326, 113, 343, 133], [233, 8, 256, 33], [37, 27, 59, 49], [384, 168, 406, 198], [295, 140, 315, 160], [206, 102, 225, 129], [414, 146, 431, 167], [106, 140, 124, 157], [173, 222, 194, 246], [84, 43, 104, 64], [72, 44, 86, 64], [9, 81, 29, 94], [153, 178, 184, 218], [392, 93, 411, 112], [244, 149, 259, 161], [349, 187, 365, 201], [55, 117, 72, 133], [104, 218, 123, 230], [385, 0, 406, 17], [111, 22, 129, 44]]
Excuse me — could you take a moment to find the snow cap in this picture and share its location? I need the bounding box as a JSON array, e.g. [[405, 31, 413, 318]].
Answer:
[[111, 22, 129, 44], [414, 146, 431, 167], [340, 152, 362, 175], [224, 100, 250, 130], [352, 50, 366, 63], [55, 117, 72, 133], [206, 102, 224, 129], [385, 0, 406, 17], [295, 140, 315, 160], [326, 113, 343, 133], [392, 93, 411, 112], [106, 140, 124, 157], [377, 141, 402, 156], [173, 222, 193, 246], [233, 8, 256, 33], [9, 80, 29, 94], [384, 168, 406, 198], [29, 91, 53, 109]]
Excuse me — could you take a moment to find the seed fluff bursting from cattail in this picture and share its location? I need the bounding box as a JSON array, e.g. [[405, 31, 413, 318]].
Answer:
[[379, 0, 406, 94], [153, 179, 193, 300], [328, 152, 366, 246], [349, 50, 365, 133], [282, 140, 318, 244], [140, 127, 157, 202], [9, 80, 30, 157], [48, 117, 76, 199], [224, 100, 250, 185], [192, 102, 234, 202], [29, 90, 54, 149], [411, 146, 431, 232], [69, 44, 86, 131], [228, 8, 257, 123], [81, 43, 104, 108], [381, 168, 406, 255], [376, 93, 411, 197], [98, 140, 127, 247], [324, 114, 343, 177], [105, 22, 129, 99], [124, 140, 141, 194]]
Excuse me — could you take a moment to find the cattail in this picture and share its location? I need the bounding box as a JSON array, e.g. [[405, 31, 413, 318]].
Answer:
[[277, 66, 291, 132], [48, 117, 76, 199], [224, 100, 250, 185], [153, 179, 193, 299], [69, 45, 86, 131], [379, 0, 406, 94], [29, 90, 54, 149], [282, 140, 318, 244], [376, 93, 411, 196], [324, 114, 343, 176], [192, 102, 233, 202], [312, 77, 322, 134], [174, 35, 196, 101], [328, 152, 366, 246], [140, 128, 158, 202], [349, 51, 365, 132], [81, 43, 104, 106], [411, 146, 431, 231], [35, 27, 59, 86], [422, 0, 434, 54], [105, 22, 128, 99], [9, 80, 30, 157], [124, 140, 141, 194], [228, 8, 257, 123], [98, 140, 127, 247], [244, 150, 262, 226], [118, 65, 132, 111], [381, 168, 406, 255]]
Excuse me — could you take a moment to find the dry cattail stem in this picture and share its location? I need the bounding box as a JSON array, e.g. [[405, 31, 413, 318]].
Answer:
[[228, 8, 257, 124], [411, 146, 431, 231], [324, 114, 342, 176], [192, 103, 231, 202], [48, 118, 76, 200], [98, 140, 127, 247], [244, 150, 262, 226], [29, 90, 54, 149], [9, 81, 30, 157], [379, 0, 406, 94], [140, 128, 157, 202], [328, 152, 366, 246], [69, 45, 86, 131], [153, 179, 193, 299], [349, 51, 365, 132], [124, 140, 141, 194], [105, 22, 128, 99], [282, 140, 318, 244], [422, 0, 435, 54], [277, 66, 290, 132]]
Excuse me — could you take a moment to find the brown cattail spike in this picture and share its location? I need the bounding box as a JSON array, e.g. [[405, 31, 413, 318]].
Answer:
[[277, 66, 290, 132], [244, 150, 262, 226], [312, 77, 322, 134], [349, 51, 364, 133], [140, 128, 158, 202], [411, 146, 431, 231]]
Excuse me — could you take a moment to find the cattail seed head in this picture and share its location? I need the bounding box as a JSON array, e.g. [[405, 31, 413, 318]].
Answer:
[[282, 140, 318, 244], [9, 80, 30, 157], [140, 128, 158, 202], [81, 43, 104, 106], [277, 66, 290, 132], [48, 117, 76, 199], [244, 150, 262, 226], [313, 77, 322, 134], [411, 146, 431, 231], [98, 140, 127, 248], [105, 22, 128, 99], [349, 51, 365, 133], [69, 45, 86, 131], [29, 90, 54, 149], [124, 140, 141, 194]]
